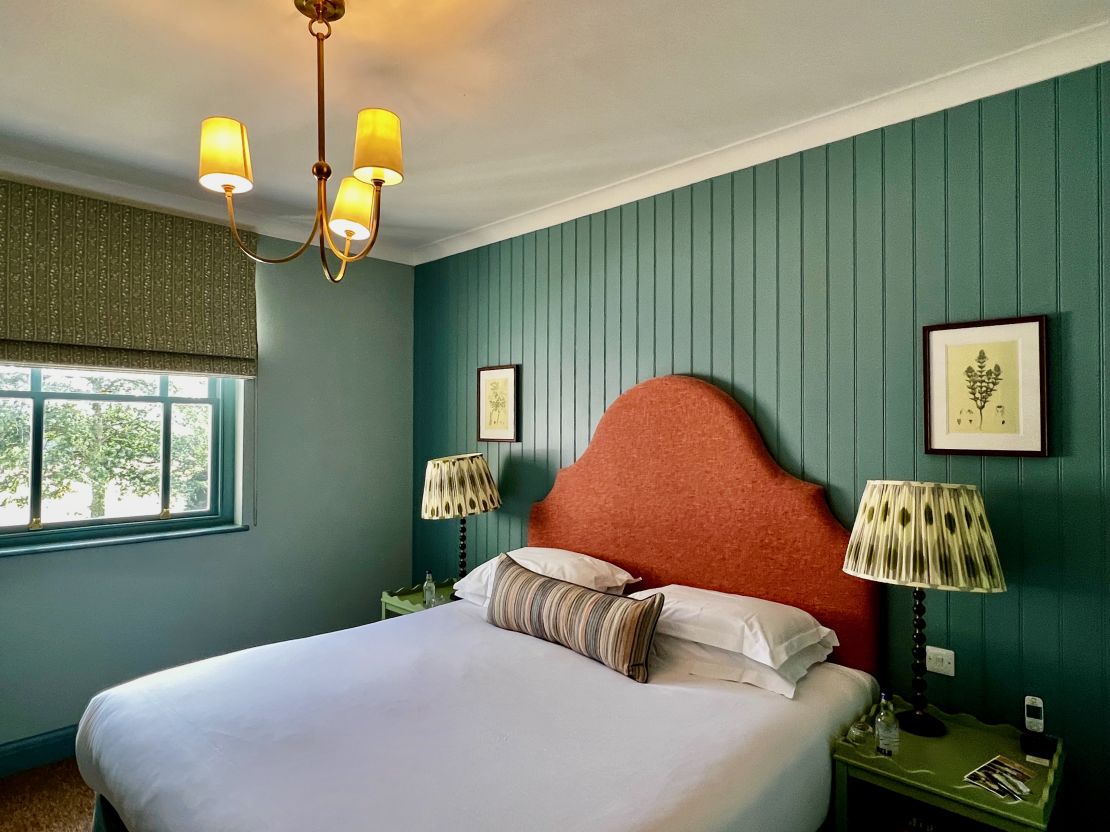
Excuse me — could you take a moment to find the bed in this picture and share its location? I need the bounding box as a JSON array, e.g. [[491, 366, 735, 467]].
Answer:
[[77, 375, 879, 832]]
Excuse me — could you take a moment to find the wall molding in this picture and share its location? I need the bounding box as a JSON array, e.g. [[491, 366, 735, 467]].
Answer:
[[0, 724, 78, 778], [411, 20, 1110, 265]]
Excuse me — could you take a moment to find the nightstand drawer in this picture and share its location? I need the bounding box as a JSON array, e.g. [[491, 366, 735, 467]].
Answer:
[[845, 778, 1012, 832]]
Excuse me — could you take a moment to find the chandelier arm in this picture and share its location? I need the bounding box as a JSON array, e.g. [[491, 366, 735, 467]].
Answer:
[[318, 228, 352, 283], [224, 188, 321, 265]]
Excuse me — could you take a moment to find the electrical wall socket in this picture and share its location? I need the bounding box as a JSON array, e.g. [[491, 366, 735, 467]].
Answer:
[[926, 646, 956, 676]]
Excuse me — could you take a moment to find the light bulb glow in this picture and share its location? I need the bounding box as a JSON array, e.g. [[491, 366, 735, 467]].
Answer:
[[352, 108, 404, 186], [199, 117, 254, 194], [328, 176, 377, 240]]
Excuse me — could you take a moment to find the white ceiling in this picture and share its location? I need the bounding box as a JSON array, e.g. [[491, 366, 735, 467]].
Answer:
[[1, 1, 1108, 265]]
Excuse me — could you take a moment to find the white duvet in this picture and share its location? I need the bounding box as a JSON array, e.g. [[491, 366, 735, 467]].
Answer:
[[77, 601, 875, 832]]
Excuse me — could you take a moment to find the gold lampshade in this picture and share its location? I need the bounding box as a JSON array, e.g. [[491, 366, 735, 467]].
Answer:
[[198, 117, 253, 194], [843, 480, 1005, 593], [421, 453, 501, 520], [328, 177, 377, 241], [352, 108, 404, 186]]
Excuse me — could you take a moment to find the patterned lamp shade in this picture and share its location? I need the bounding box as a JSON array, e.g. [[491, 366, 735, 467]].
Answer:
[[420, 453, 502, 520], [843, 480, 1006, 593]]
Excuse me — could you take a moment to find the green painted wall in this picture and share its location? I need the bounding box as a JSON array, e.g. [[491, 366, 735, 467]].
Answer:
[[414, 65, 1108, 808], [0, 240, 414, 744]]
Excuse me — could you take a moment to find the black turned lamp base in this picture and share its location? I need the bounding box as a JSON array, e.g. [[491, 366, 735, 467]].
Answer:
[[897, 708, 946, 737], [457, 515, 468, 579], [901, 587, 948, 738]]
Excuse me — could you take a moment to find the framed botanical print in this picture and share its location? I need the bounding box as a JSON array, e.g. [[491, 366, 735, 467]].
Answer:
[[923, 315, 1047, 457], [477, 364, 520, 442]]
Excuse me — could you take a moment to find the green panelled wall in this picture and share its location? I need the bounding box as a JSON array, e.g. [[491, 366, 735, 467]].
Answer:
[[414, 65, 1109, 807]]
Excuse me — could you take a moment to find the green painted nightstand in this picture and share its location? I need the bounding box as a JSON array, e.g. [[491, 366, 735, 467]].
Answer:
[[380, 578, 457, 619], [833, 699, 1063, 832]]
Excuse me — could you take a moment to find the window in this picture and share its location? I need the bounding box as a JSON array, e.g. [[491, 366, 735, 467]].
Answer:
[[0, 366, 237, 549]]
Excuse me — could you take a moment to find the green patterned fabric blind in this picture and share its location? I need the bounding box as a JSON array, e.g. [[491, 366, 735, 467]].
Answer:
[[0, 178, 258, 376]]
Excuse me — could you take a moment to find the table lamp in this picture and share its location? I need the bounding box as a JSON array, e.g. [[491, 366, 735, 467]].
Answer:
[[843, 480, 1005, 737], [420, 453, 502, 579]]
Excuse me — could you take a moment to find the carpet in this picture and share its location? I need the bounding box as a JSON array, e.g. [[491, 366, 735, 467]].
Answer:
[[0, 759, 93, 832]]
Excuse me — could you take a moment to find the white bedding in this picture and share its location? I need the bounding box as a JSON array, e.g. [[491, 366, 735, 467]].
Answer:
[[77, 602, 875, 832]]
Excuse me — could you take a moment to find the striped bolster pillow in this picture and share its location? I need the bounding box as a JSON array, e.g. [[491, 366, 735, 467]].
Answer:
[[487, 555, 664, 683]]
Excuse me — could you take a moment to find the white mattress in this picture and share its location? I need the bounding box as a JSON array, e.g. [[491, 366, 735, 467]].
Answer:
[[77, 601, 875, 832]]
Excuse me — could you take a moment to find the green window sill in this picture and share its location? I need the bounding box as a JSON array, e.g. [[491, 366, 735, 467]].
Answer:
[[0, 522, 249, 558]]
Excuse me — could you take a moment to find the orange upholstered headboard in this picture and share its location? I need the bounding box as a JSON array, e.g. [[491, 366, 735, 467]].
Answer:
[[528, 375, 878, 674]]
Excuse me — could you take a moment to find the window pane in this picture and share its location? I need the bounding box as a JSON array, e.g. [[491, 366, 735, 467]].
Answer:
[[170, 404, 212, 512], [42, 400, 162, 522], [42, 369, 158, 396], [168, 375, 210, 398], [0, 397, 32, 527], [0, 366, 31, 391]]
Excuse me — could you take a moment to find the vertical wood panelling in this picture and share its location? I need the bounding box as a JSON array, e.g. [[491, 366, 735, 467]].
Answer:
[[621, 204, 639, 391], [1016, 80, 1063, 729], [978, 92, 1023, 727], [754, 163, 778, 454], [673, 188, 693, 373], [732, 170, 756, 415], [691, 181, 713, 380], [911, 112, 951, 681], [1100, 67, 1110, 783], [603, 209, 620, 412], [711, 177, 733, 387], [637, 199, 656, 382], [589, 214, 605, 437], [801, 149, 828, 485], [1055, 68, 1102, 786], [778, 156, 803, 477], [825, 140, 857, 522], [412, 66, 1108, 812], [945, 101, 987, 714]]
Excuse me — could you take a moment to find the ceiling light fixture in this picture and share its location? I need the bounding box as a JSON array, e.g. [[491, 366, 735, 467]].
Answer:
[[197, 0, 403, 283]]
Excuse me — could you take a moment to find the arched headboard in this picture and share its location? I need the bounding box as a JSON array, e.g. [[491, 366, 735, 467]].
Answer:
[[528, 375, 878, 674]]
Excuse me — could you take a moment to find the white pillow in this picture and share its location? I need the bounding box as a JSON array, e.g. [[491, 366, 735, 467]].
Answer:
[[651, 635, 833, 699], [454, 547, 639, 607], [628, 584, 837, 668]]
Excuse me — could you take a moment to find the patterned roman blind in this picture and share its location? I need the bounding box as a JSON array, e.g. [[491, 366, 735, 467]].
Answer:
[[0, 178, 258, 377]]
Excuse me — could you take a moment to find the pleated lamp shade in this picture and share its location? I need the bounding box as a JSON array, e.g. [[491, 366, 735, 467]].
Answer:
[[421, 453, 501, 520], [843, 480, 1006, 593]]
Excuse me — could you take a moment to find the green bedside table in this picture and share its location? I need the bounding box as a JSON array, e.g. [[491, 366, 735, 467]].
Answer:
[[380, 578, 457, 619], [833, 699, 1063, 832]]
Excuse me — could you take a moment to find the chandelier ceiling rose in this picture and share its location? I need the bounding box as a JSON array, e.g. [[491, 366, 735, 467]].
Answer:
[[294, 0, 346, 23], [197, 0, 401, 283]]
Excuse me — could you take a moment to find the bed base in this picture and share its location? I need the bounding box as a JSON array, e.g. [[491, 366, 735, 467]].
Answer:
[[92, 795, 129, 832]]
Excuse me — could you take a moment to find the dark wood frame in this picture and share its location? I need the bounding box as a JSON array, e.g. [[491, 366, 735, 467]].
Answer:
[[476, 364, 521, 443], [923, 315, 1048, 457]]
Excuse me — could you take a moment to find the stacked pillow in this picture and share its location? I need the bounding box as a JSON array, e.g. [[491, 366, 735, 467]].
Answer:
[[454, 550, 835, 695], [454, 547, 639, 606], [629, 584, 837, 698]]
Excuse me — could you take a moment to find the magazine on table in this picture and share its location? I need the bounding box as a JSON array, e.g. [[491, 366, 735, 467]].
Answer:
[[963, 755, 1035, 801]]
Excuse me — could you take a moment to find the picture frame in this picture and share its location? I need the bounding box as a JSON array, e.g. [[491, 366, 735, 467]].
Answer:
[[923, 315, 1047, 457], [477, 364, 520, 442]]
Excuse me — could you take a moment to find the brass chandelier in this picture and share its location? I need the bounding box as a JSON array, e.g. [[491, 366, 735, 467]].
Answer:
[[197, 0, 403, 283]]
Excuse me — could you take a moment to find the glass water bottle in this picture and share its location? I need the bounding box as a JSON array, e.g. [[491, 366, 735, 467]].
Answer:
[[422, 570, 436, 609], [875, 692, 900, 756]]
